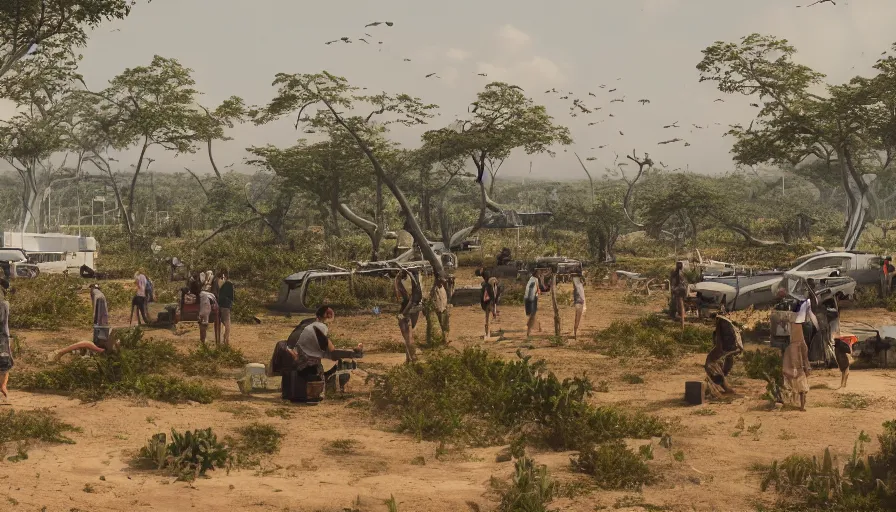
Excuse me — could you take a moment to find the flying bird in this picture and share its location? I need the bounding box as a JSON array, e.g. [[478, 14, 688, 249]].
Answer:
[[425, 73, 441, 78], [365, 21, 395, 27], [805, 0, 835, 6], [659, 161, 669, 168], [599, 84, 607, 89], [684, 142, 692, 147], [588, 92, 597, 97], [609, 113, 615, 117], [560, 95, 569, 99], [658, 138, 682, 145], [341, 37, 351, 43], [359, 38, 370, 44], [588, 121, 600, 126], [610, 98, 624, 103], [608, 88, 617, 93], [619, 131, 625, 136], [403, 58, 411, 62], [693, 124, 704, 129], [586, 157, 597, 161], [750, 103, 760, 108], [638, 99, 650, 105], [477, 73, 488, 77], [714, 98, 725, 102], [663, 121, 680, 129]]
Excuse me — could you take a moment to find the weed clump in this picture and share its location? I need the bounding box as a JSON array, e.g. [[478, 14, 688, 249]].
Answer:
[[571, 441, 655, 490], [0, 408, 79, 445], [371, 348, 665, 450], [591, 315, 713, 360], [495, 456, 557, 512], [232, 423, 282, 456], [136, 428, 231, 481], [760, 422, 896, 511], [15, 328, 221, 403], [322, 438, 360, 456], [181, 344, 248, 377]]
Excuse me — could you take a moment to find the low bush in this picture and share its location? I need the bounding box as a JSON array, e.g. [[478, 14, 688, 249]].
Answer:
[[496, 456, 557, 512], [742, 349, 784, 402], [181, 344, 248, 377], [571, 441, 655, 490], [591, 315, 713, 360], [232, 423, 282, 456], [0, 408, 79, 445], [322, 438, 360, 456], [137, 428, 231, 481], [305, 276, 393, 311], [7, 275, 91, 329], [15, 328, 221, 403], [371, 348, 665, 450], [760, 422, 896, 511]]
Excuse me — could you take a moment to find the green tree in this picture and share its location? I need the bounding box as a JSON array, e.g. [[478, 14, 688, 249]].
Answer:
[[457, 82, 572, 198], [0, 0, 144, 80], [698, 34, 896, 249], [0, 36, 83, 232], [251, 71, 448, 278], [93, 55, 207, 227]]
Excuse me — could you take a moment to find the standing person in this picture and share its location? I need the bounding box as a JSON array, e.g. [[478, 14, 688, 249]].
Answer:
[[394, 269, 422, 362], [704, 315, 744, 395], [783, 316, 811, 412], [480, 271, 498, 339], [572, 274, 586, 340], [216, 269, 235, 347], [0, 279, 12, 404], [525, 268, 550, 337], [430, 277, 450, 344], [130, 270, 149, 325], [669, 261, 688, 328], [881, 256, 895, 298], [198, 288, 218, 346]]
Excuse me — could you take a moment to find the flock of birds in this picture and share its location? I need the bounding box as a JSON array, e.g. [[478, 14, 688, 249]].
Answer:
[[316, 3, 844, 171]]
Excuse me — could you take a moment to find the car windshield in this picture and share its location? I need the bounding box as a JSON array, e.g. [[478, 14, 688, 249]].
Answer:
[[0, 249, 26, 262]]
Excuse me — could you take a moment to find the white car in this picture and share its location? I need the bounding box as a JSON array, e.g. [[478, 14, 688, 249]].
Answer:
[[694, 270, 856, 312]]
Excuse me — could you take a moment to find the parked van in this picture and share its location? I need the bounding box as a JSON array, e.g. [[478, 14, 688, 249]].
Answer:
[[1, 232, 98, 275]]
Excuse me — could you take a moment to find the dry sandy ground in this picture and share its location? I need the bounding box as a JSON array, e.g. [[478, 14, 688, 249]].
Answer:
[[2, 280, 896, 512]]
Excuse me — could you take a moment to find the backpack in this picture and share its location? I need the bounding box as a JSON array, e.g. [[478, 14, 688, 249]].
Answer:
[[145, 277, 154, 303]]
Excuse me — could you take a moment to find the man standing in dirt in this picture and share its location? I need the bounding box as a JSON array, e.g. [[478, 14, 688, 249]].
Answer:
[[881, 256, 894, 298], [198, 288, 218, 346], [130, 270, 149, 325], [572, 274, 586, 341], [784, 311, 811, 412], [430, 277, 450, 344], [216, 269, 235, 347], [394, 269, 423, 362], [0, 279, 12, 404], [669, 262, 688, 329], [525, 268, 550, 337]]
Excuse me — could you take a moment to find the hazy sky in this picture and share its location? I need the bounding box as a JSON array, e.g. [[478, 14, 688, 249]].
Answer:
[[6, 0, 896, 181]]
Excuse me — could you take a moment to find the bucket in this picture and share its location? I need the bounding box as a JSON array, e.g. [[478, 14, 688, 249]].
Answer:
[[244, 363, 267, 391]]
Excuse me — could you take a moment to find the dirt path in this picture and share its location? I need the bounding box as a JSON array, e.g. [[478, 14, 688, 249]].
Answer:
[[2, 283, 895, 511]]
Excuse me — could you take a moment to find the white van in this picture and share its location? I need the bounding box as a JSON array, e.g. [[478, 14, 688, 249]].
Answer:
[[1, 232, 98, 274]]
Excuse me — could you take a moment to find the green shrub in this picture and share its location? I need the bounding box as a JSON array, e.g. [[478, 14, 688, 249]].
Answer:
[[571, 442, 655, 490], [591, 315, 713, 360], [742, 349, 784, 402], [371, 348, 665, 450], [322, 438, 359, 456], [7, 275, 91, 329], [232, 423, 282, 456], [0, 408, 79, 445], [137, 428, 231, 480], [181, 344, 248, 377], [760, 422, 896, 511], [496, 456, 557, 512], [15, 328, 221, 403], [99, 282, 133, 312]]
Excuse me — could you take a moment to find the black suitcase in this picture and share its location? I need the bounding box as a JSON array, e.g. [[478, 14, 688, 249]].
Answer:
[[282, 370, 324, 403]]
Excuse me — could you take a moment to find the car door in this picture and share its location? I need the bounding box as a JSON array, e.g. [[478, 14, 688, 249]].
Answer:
[[848, 255, 882, 286]]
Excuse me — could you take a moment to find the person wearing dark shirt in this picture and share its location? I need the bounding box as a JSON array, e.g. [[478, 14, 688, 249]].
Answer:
[[216, 269, 235, 346]]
